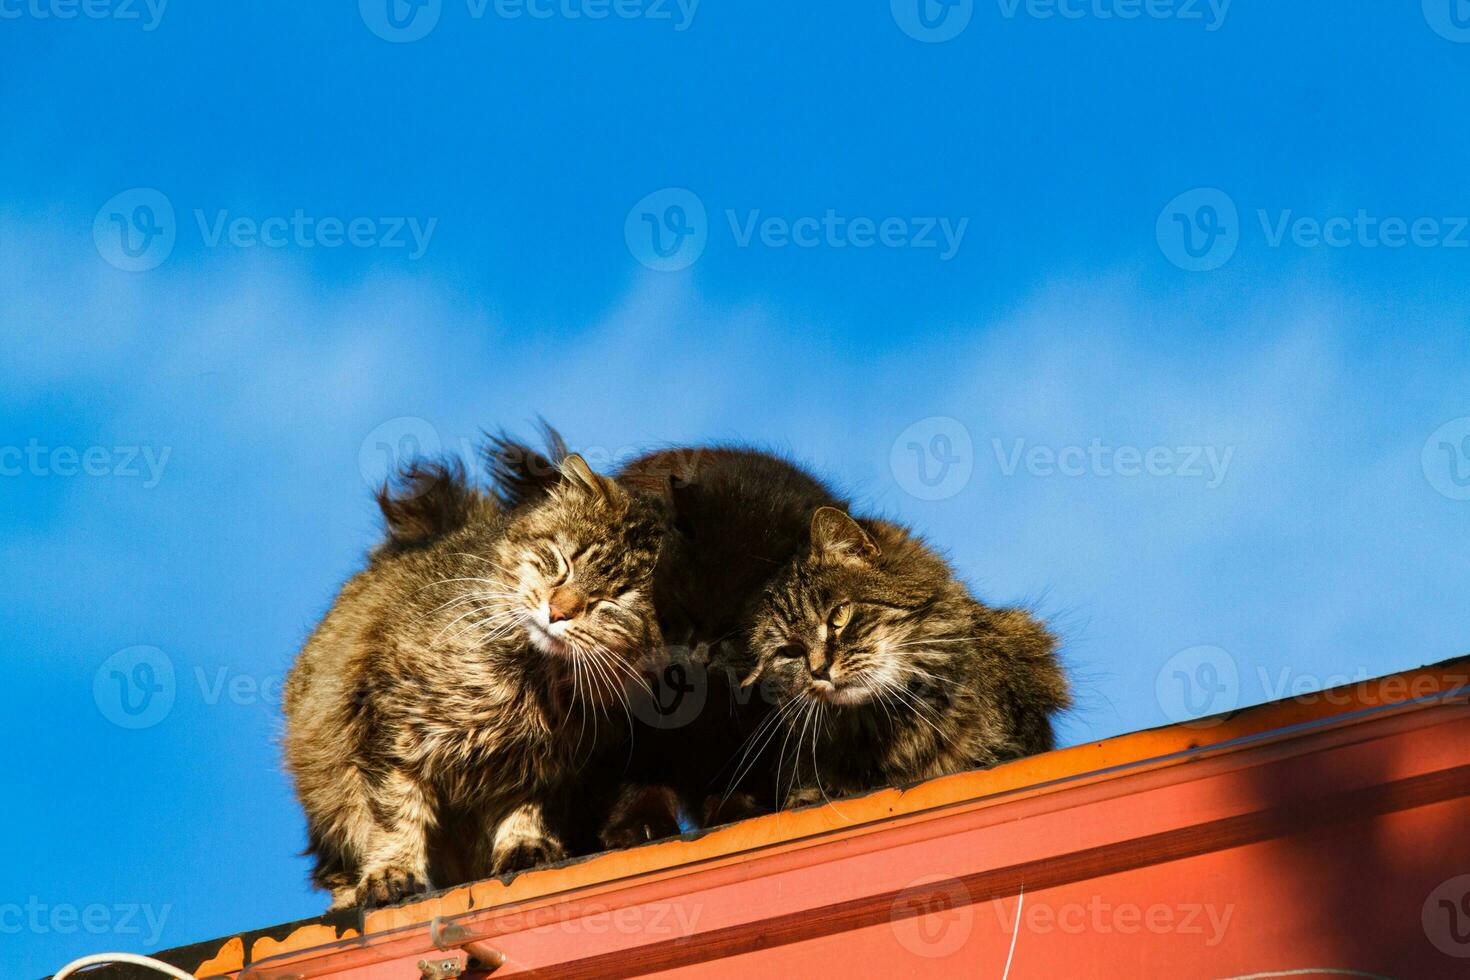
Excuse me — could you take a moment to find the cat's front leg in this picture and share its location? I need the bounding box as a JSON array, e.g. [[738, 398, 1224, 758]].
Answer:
[[489, 801, 567, 876], [353, 769, 435, 907]]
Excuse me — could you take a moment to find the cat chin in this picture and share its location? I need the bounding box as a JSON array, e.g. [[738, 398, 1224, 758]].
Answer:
[[806, 683, 872, 707], [524, 622, 573, 658]]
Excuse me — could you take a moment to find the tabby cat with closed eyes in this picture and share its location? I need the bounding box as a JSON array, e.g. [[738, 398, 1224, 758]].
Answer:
[[486, 431, 1069, 827], [282, 454, 666, 908]]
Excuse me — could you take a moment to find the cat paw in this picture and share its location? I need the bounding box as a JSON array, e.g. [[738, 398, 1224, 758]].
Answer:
[[599, 810, 683, 849], [353, 866, 429, 908], [599, 784, 684, 850], [701, 791, 768, 827], [491, 835, 566, 876]]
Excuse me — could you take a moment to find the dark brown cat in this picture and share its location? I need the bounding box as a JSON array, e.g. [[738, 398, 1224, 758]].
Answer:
[[282, 454, 667, 908]]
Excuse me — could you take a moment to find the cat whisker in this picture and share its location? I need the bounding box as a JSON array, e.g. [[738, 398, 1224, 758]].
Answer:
[[720, 696, 803, 809], [774, 699, 812, 808], [810, 703, 835, 809], [878, 677, 949, 743], [432, 602, 505, 647]]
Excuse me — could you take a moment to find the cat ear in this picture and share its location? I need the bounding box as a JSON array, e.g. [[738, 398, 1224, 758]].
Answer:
[[810, 507, 880, 564], [559, 453, 624, 505]]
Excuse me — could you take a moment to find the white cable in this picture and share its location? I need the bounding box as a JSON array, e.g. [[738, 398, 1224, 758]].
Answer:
[[1001, 885, 1024, 980], [52, 952, 196, 980]]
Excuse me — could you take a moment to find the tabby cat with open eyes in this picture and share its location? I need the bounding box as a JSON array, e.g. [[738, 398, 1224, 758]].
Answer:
[[282, 454, 666, 908], [741, 506, 1069, 808]]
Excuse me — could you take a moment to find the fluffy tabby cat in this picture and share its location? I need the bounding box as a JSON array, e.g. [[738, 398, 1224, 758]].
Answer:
[[486, 432, 1069, 826], [282, 454, 666, 908], [741, 506, 1069, 808]]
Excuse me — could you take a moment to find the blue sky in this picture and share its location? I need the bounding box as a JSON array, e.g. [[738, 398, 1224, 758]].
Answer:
[[4, 2, 1470, 975]]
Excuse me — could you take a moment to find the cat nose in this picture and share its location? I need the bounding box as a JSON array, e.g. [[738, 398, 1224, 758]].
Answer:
[[547, 586, 587, 623], [809, 660, 831, 681]]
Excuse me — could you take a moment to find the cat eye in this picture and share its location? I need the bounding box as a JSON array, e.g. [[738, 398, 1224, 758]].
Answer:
[[829, 602, 853, 632], [776, 643, 806, 659], [548, 547, 571, 584]]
